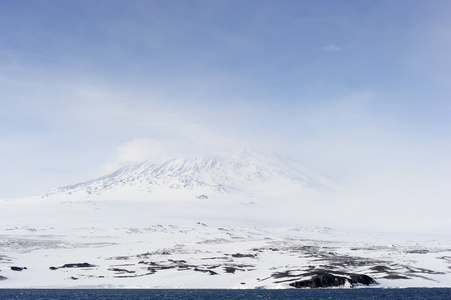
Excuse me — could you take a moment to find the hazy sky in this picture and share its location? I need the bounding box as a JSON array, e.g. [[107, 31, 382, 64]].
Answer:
[[1, 1, 450, 231]]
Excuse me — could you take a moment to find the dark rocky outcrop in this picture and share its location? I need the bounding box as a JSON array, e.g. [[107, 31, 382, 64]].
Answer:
[[193, 268, 218, 275], [50, 262, 96, 270], [168, 259, 187, 264], [290, 273, 348, 288], [370, 265, 391, 272], [349, 274, 375, 285], [224, 267, 236, 273], [231, 253, 255, 258], [289, 272, 376, 288], [0, 275, 7, 281], [10, 266, 27, 271], [61, 263, 96, 268], [383, 274, 410, 279], [108, 268, 135, 274]]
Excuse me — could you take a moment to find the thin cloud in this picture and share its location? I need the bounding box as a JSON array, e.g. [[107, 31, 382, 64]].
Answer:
[[325, 44, 342, 51]]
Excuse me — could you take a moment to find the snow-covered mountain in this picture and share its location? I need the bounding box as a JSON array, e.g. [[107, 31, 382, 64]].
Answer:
[[1, 149, 323, 228], [41, 149, 321, 204], [0, 149, 450, 289], [46, 149, 317, 199]]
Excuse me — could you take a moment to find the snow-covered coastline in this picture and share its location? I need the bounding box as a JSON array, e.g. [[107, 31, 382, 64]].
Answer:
[[1, 225, 450, 289], [1, 151, 450, 288]]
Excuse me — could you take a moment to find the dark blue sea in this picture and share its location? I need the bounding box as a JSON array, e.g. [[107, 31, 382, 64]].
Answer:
[[0, 288, 450, 300]]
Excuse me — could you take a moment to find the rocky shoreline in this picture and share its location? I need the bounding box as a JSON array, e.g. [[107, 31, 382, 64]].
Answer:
[[0, 226, 449, 288]]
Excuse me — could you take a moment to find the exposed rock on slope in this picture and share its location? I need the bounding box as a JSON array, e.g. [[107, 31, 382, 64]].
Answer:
[[289, 272, 376, 288], [0, 226, 449, 288]]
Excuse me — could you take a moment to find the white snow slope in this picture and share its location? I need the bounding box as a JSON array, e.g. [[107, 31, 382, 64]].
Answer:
[[0, 150, 450, 288]]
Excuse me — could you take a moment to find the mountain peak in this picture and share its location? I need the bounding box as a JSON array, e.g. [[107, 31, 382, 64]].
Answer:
[[44, 149, 318, 199]]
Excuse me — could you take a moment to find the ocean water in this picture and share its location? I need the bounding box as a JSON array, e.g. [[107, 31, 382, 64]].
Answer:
[[0, 288, 450, 300]]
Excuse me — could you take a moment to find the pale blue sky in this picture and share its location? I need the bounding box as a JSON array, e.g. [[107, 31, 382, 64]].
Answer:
[[1, 1, 450, 231]]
